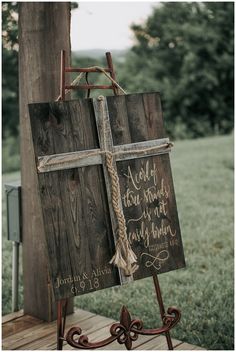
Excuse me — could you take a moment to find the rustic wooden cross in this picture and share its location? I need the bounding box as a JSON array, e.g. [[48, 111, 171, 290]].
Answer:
[[36, 95, 173, 284]]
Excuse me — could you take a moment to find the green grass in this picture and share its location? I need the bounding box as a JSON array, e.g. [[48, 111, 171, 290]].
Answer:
[[2, 135, 233, 349]]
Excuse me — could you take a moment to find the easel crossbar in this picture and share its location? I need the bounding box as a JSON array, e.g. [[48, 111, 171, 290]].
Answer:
[[65, 84, 113, 90], [65, 67, 111, 73]]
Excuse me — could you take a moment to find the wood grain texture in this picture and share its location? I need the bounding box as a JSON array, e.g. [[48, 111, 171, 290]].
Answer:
[[29, 92, 185, 300], [37, 138, 171, 173], [2, 310, 24, 324], [2, 315, 42, 339], [29, 99, 119, 300], [107, 93, 185, 281], [2, 309, 95, 350], [19, 2, 73, 320], [37, 148, 102, 173], [2, 309, 204, 351], [93, 97, 132, 284]]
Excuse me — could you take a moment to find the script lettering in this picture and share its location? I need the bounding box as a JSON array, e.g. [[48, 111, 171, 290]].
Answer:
[[120, 159, 180, 272], [55, 266, 112, 293]]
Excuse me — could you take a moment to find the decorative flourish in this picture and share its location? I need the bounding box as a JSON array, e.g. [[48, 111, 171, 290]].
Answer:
[[66, 305, 181, 350], [141, 250, 169, 270]]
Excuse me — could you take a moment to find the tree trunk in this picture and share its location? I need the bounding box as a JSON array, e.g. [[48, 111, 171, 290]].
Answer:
[[19, 2, 73, 321]]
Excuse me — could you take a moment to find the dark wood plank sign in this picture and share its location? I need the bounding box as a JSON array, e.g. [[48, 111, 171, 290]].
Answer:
[[29, 92, 185, 301]]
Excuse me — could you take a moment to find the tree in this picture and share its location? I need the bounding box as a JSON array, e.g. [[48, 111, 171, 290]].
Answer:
[[19, 2, 72, 321], [2, 2, 19, 137], [2, 2, 78, 138], [118, 2, 234, 138]]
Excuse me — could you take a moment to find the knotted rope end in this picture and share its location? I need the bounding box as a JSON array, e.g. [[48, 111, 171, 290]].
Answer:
[[110, 239, 139, 277]]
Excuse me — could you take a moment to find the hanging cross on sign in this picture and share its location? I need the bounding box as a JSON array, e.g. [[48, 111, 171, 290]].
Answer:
[[36, 96, 173, 284], [29, 92, 185, 300]]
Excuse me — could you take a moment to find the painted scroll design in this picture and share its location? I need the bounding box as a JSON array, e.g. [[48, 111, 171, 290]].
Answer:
[[141, 250, 169, 270]]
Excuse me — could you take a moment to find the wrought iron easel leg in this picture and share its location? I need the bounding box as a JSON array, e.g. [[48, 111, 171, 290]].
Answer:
[[57, 299, 68, 350], [153, 274, 174, 350]]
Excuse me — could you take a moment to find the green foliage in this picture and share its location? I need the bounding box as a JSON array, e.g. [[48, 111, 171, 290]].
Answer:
[[71, 2, 79, 10], [2, 133, 20, 173], [3, 2, 233, 140], [2, 2, 79, 139], [71, 54, 106, 99], [2, 2, 18, 48], [2, 2, 19, 138], [70, 53, 126, 100], [118, 2, 234, 138], [2, 135, 233, 349]]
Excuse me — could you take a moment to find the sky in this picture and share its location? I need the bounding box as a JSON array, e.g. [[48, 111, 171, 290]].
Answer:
[[71, 2, 158, 51]]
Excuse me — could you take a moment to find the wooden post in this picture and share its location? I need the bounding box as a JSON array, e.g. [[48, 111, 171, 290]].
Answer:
[[18, 2, 73, 321]]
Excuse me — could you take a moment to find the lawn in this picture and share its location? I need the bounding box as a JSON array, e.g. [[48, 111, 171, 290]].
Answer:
[[2, 134, 234, 350]]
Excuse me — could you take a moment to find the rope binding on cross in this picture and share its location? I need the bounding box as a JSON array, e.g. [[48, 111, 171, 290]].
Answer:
[[105, 151, 139, 276]]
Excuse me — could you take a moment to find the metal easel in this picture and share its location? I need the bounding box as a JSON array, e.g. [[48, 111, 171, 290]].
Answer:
[[58, 50, 119, 101], [56, 51, 181, 350]]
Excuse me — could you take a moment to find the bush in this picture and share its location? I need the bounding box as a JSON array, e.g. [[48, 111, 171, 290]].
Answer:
[[2, 134, 20, 173]]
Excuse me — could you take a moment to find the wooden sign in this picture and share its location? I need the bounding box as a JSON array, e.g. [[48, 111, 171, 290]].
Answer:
[[29, 92, 185, 301]]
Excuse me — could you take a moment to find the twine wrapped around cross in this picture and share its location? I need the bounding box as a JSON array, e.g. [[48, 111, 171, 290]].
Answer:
[[37, 96, 173, 277], [105, 152, 139, 276]]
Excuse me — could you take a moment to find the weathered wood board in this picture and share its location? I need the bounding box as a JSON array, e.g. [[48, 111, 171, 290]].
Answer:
[[107, 94, 185, 280], [29, 92, 185, 301]]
